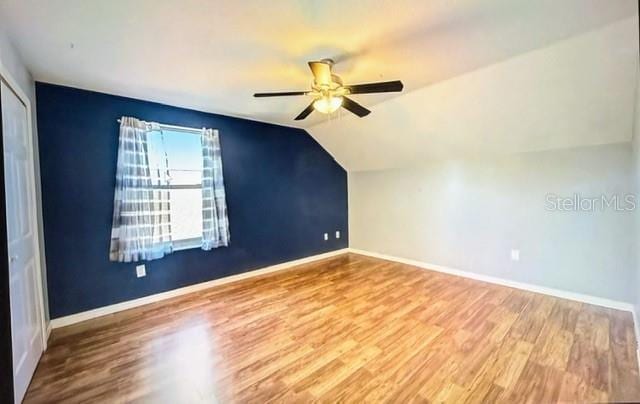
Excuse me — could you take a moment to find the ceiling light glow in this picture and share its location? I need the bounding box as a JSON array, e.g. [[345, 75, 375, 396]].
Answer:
[[313, 96, 343, 114]]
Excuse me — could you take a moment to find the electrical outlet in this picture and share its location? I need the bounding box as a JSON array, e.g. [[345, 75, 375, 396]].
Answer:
[[324, 233, 329, 241], [511, 249, 520, 261], [335, 230, 340, 239], [136, 264, 146, 278]]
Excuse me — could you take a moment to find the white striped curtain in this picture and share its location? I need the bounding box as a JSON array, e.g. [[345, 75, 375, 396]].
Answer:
[[201, 128, 230, 249], [109, 117, 173, 262]]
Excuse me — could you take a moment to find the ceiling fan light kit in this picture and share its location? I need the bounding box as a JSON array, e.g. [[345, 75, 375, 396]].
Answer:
[[253, 58, 404, 120], [313, 96, 343, 114]]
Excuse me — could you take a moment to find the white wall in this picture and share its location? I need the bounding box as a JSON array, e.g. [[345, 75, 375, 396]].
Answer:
[[0, 27, 48, 320], [633, 71, 640, 314], [349, 143, 636, 303]]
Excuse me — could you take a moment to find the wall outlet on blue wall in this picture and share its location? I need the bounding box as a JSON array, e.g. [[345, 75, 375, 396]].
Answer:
[[323, 233, 328, 241], [336, 231, 340, 239], [136, 265, 146, 278]]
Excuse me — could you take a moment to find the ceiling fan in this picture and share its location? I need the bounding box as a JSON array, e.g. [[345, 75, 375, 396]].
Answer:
[[253, 59, 403, 120]]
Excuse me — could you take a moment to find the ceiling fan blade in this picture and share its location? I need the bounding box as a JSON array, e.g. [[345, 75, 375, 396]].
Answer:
[[308, 61, 332, 86], [294, 102, 315, 120], [342, 97, 371, 117], [254, 91, 307, 97], [345, 80, 403, 94]]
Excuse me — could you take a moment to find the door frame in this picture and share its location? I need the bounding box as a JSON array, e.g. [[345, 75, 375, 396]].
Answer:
[[0, 62, 14, 404], [0, 61, 48, 355]]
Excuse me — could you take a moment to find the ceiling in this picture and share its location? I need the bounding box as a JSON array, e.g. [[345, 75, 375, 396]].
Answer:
[[0, 0, 638, 170]]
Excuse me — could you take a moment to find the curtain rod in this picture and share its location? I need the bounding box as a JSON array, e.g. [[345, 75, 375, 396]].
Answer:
[[116, 119, 206, 134]]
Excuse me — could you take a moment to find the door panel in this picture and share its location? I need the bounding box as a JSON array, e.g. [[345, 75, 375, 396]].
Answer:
[[1, 80, 43, 403]]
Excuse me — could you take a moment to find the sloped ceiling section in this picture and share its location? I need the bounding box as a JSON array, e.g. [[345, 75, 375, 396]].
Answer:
[[308, 17, 639, 171]]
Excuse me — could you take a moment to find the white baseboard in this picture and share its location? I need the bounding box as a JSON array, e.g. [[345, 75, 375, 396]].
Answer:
[[50, 248, 349, 329], [348, 248, 635, 313]]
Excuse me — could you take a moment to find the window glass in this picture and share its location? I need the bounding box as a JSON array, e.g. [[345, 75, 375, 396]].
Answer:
[[147, 128, 203, 248]]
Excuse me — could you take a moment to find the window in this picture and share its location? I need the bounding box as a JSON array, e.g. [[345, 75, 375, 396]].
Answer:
[[147, 126, 203, 250]]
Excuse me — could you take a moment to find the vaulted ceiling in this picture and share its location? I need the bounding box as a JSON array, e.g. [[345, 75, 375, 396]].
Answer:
[[310, 18, 639, 170], [1, 0, 638, 170]]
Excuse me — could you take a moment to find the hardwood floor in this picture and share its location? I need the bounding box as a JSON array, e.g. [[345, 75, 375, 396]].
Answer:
[[25, 253, 640, 403]]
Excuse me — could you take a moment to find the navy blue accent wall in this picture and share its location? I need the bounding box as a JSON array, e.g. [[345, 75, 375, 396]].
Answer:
[[35, 83, 348, 319]]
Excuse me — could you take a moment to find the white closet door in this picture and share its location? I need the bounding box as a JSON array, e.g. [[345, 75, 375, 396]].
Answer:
[[1, 80, 43, 403]]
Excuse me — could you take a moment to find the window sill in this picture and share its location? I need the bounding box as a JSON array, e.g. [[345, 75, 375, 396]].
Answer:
[[173, 238, 202, 252]]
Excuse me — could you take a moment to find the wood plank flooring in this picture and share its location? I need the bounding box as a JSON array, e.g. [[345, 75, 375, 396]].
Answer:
[[24, 253, 640, 403]]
